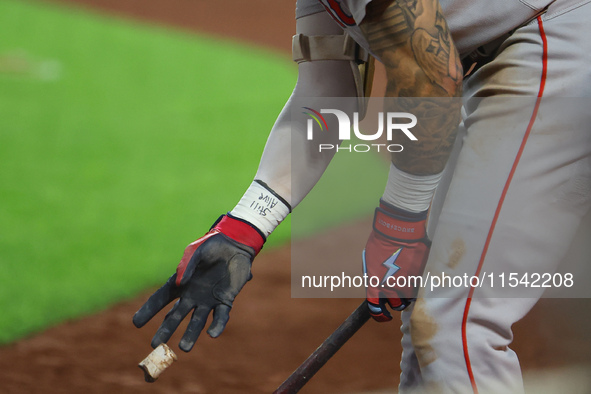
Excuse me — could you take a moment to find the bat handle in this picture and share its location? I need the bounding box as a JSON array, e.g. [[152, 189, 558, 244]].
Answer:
[[274, 300, 371, 394]]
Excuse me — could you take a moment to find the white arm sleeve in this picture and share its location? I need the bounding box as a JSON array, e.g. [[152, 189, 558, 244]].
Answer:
[[254, 11, 358, 209], [230, 11, 358, 234]]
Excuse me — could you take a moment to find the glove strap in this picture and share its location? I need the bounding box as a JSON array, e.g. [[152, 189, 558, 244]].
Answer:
[[213, 214, 266, 255], [373, 200, 427, 242]]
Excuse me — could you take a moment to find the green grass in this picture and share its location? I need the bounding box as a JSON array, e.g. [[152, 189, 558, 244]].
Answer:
[[293, 141, 388, 237], [0, 0, 296, 344]]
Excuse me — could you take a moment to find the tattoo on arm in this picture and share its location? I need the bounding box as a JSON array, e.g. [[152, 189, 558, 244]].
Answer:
[[362, 0, 462, 97], [361, 0, 463, 174]]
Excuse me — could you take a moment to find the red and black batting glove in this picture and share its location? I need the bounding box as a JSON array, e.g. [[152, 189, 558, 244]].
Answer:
[[363, 200, 431, 322], [132, 214, 265, 352]]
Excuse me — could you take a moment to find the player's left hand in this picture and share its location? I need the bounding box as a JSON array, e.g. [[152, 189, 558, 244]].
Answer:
[[363, 200, 431, 321], [133, 214, 264, 352]]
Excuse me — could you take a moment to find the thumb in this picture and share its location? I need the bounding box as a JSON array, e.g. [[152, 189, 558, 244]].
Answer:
[[176, 231, 220, 286]]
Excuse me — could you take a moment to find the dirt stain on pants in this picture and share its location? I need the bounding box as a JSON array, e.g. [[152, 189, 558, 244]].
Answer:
[[410, 297, 439, 368]]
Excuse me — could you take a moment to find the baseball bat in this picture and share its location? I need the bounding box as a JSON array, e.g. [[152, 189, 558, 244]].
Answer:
[[273, 300, 371, 394]]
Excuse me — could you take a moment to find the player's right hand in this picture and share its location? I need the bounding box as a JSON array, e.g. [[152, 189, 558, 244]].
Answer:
[[132, 214, 265, 352], [362, 200, 431, 322]]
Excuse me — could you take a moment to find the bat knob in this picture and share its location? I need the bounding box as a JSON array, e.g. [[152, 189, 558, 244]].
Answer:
[[138, 343, 178, 382]]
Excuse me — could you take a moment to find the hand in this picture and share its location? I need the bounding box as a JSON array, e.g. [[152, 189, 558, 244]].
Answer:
[[133, 214, 265, 352], [363, 200, 431, 321]]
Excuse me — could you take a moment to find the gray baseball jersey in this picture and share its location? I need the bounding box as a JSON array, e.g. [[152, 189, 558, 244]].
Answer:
[[296, 0, 585, 55], [292, 0, 591, 393]]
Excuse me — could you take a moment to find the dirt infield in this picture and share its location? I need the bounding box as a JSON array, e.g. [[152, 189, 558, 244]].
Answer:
[[2, 221, 589, 393], [2, 1, 589, 393], [0, 222, 408, 394]]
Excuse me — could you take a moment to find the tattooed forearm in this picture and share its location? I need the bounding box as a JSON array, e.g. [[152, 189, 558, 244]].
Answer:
[[361, 0, 462, 98], [360, 0, 463, 174], [390, 97, 461, 174]]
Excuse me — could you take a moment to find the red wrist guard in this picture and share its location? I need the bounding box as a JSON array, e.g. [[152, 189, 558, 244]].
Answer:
[[212, 215, 265, 256], [373, 201, 427, 242]]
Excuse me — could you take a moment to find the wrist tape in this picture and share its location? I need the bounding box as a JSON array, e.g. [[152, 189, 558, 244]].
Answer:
[[382, 163, 443, 213], [230, 180, 291, 237]]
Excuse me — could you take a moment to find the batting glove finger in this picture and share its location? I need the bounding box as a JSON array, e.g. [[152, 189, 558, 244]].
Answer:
[[178, 305, 211, 352], [367, 299, 393, 322], [151, 299, 193, 349], [207, 304, 232, 339], [132, 275, 179, 329]]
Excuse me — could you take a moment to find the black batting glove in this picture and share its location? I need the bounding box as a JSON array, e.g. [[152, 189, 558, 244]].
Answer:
[[133, 214, 265, 352]]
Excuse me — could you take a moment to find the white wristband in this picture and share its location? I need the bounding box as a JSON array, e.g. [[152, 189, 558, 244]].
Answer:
[[382, 163, 443, 213], [230, 180, 291, 237]]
